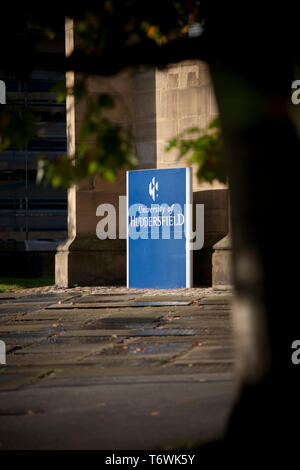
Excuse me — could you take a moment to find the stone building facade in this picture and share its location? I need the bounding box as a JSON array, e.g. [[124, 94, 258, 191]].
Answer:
[[55, 19, 228, 287]]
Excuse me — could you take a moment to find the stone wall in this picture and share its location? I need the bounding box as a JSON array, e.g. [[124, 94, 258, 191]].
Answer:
[[56, 20, 133, 286], [154, 61, 228, 285], [56, 20, 228, 287], [155, 61, 220, 186]]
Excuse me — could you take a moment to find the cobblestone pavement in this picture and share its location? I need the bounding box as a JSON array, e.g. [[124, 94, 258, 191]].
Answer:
[[0, 286, 235, 450]]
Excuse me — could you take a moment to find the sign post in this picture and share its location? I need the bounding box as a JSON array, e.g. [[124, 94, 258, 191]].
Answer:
[[127, 167, 192, 288]]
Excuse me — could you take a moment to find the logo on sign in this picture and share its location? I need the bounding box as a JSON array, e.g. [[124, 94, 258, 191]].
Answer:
[[149, 177, 159, 201]]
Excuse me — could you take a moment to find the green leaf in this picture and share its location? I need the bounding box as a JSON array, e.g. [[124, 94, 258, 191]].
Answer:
[[186, 127, 200, 134], [165, 117, 226, 184], [40, 93, 137, 189]]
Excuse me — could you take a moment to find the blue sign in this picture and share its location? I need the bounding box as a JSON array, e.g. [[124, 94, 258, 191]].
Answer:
[[127, 167, 192, 288]]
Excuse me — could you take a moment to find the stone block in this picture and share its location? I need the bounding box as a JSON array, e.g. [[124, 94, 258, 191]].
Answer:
[[178, 86, 209, 117], [178, 115, 210, 134], [156, 141, 179, 165], [212, 248, 233, 291], [155, 70, 168, 90], [156, 89, 178, 119], [156, 119, 178, 140], [55, 239, 126, 287]]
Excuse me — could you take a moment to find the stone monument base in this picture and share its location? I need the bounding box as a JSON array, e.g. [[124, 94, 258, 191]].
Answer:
[[212, 233, 233, 291], [55, 238, 126, 287]]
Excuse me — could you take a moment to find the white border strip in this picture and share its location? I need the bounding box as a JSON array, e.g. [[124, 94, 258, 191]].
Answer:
[[185, 168, 193, 288], [126, 171, 129, 288]]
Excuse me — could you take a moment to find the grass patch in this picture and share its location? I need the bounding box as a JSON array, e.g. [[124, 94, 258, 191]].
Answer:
[[0, 276, 54, 292]]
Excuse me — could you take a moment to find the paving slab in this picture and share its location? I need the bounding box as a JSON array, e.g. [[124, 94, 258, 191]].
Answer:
[[45, 301, 194, 309], [13, 342, 112, 355], [0, 366, 60, 391], [0, 295, 75, 305], [7, 352, 94, 367], [134, 301, 193, 307], [45, 302, 136, 309], [98, 341, 193, 357], [85, 316, 162, 329], [199, 294, 233, 305], [132, 328, 198, 336], [138, 296, 199, 301], [0, 305, 45, 316], [172, 345, 235, 365], [43, 335, 117, 345], [0, 286, 235, 449], [74, 294, 137, 303], [0, 377, 234, 450], [27, 372, 234, 389]]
